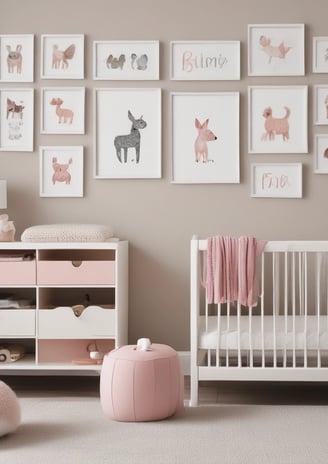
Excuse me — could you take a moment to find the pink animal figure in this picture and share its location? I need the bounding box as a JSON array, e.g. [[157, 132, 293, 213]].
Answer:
[[6, 98, 24, 119], [194, 118, 217, 163], [6, 45, 22, 74], [262, 106, 290, 141], [259, 36, 291, 64], [52, 44, 75, 69], [52, 157, 72, 184], [50, 98, 74, 124]]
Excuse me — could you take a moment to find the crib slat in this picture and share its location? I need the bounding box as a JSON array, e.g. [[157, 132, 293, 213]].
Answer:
[[284, 252, 288, 368], [237, 302, 241, 368], [216, 303, 221, 367], [316, 253, 322, 368], [226, 302, 230, 367], [261, 253, 265, 368], [272, 253, 278, 368], [292, 252, 296, 368], [249, 306, 253, 368], [304, 252, 308, 368]]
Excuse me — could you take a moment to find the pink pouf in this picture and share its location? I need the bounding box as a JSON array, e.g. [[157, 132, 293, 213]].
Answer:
[[100, 341, 184, 422], [0, 381, 21, 437]]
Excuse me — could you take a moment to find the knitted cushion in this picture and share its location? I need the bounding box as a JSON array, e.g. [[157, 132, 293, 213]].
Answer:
[[0, 381, 21, 436], [21, 224, 114, 242]]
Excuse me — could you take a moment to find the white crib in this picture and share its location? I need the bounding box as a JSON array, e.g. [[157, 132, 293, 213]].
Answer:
[[190, 236, 328, 406]]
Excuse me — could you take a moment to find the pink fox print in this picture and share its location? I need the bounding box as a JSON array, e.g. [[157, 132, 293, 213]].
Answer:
[[194, 118, 217, 163]]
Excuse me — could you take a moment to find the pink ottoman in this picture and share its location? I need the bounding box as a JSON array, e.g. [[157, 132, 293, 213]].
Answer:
[[100, 341, 184, 422]]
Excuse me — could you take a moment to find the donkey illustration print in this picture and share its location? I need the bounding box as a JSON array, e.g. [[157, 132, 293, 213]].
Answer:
[[114, 110, 147, 163], [194, 118, 217, 163]]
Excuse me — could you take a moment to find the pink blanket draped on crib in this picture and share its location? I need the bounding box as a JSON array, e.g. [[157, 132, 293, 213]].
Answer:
[[205, 236, 267, 307]]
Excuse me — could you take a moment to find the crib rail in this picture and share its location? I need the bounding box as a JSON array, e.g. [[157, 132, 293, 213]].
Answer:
[[190, 238, 328, 404]]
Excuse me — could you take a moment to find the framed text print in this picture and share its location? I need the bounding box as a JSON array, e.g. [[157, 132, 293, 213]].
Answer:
[[251, 163, 302, 198], [248, 85, 308, 154], [170, 41, 240, 80], [0, 34, 34, 82], [171, 92, 239, 183], [94, 88, 161, 179], [248, 24, 305, 76], [93, 40, 159, 80]]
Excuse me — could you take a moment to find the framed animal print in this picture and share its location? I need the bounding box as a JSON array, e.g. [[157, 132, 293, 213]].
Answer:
[[40, 34, 84, 79], [40, 87, 85, 134], [248, 85, 308, 154], [94, 88, 161, 178], [171, 92, 240, 183], [313, 37, 328, 73], [314, 85, 328, 125], [0, 34, 34, 82], [314, 135, 328, 173], [93, 41, 159, 80], [0, 88, 34, 151], [39, 146, 83, 197], [248, 24, 305, 76], [251, 163, 302, 198]]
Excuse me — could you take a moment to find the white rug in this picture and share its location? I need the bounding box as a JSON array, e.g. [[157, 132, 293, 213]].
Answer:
[[1, 393, 328, 464]]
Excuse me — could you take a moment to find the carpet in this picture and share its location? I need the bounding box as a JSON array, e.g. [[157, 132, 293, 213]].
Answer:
[[1, 391, 328, 464]]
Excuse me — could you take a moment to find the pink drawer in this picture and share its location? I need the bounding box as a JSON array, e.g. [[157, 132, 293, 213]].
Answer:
[[37, 260, 115, 285], [0, 261, 36, 285]]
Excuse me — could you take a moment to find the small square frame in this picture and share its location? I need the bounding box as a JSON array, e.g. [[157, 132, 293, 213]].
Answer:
[[248, 24, 305, 76], [0, 88, 34, 151], [40, 146, 84, 197], [314, 85, 328, 125], [170, 41, 240, 80], [93, 40, 159, 80], [40, 87, 85, 134], [248, 85, 308, 154], [251, 163, 302, 198], [314, 134, 328, 173], [313, 37, 328, 73], [41, 34, 84, 79], [0, 34, 34, 82]]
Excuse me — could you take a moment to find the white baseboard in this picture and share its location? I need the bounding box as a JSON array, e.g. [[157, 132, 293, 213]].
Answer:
[[178, 351, 190, 376]]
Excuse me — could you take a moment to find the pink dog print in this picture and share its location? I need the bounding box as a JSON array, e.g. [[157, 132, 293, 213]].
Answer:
[[259, 36, 291, 64], [52, 157, 72, 184], [262, 106, 290, 142], [194, 118, 217, 163]]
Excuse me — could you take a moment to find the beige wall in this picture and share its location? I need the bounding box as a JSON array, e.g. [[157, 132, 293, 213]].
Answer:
[[1, 0, 327, 350]]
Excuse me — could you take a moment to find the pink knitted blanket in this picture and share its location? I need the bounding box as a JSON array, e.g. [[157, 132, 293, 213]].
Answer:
[[205, 236, 267, 307]]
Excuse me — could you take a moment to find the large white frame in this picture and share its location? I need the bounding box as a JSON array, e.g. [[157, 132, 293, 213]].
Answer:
[[171, 92, 240, 184], [94, 88, 162, 179]]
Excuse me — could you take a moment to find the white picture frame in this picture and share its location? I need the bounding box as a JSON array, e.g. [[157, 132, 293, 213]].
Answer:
[[251, 163, 302, 198], [314, 85, 328, 125], [94, 88, 161, 179], [314, 134, 328, 174], [248, 85, 308, 154], [0, 34, 34, 82], [41, 34, 84, 79], [171, 92, 240, 184], [248, 24, 305, 76], [93, 40, 159, 80], [0, 88, 34, 152], [40, 146, 83, 197], [313, 37, 328, 73], [40, 87, 85, 134], [170, 40, 240, 80]]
